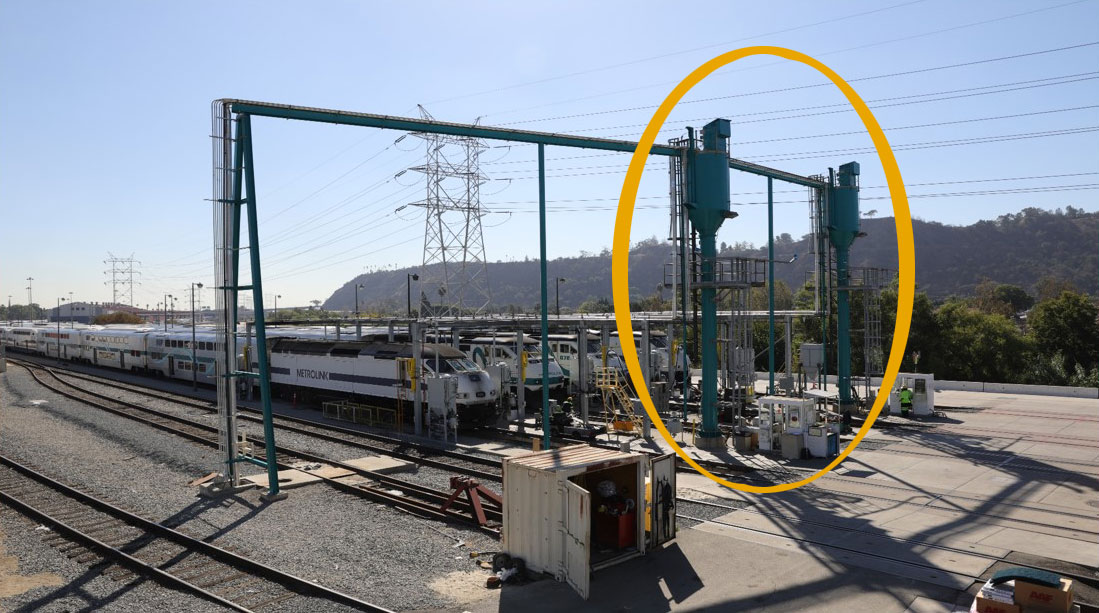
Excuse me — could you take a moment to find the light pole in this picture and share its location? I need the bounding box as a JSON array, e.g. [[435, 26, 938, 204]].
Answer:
[[163, 294, 173, 331], [355, 283, 364, 319], [171, 296, 177, 329], [555, 277, 566, 317], [274, 294, 281, 319], [56, 297, 67, 360], [191, 282, 203, 390], [68, 291, 74, 328], [406, 273, 419, 318], [6, 295, 10, 324]]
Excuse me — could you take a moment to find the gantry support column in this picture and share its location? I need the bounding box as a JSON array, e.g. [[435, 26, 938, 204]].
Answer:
[[240, 114, 285, 502]]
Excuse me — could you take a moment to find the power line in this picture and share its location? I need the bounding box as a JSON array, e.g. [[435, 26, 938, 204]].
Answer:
[[482, 172, 1099, 205], [489, 124, 1099, 180], [482, 183, 1099, 214], [487, 106, 1099, 174], [424, 0, 928, 106], [497, 41, 1099, 127]]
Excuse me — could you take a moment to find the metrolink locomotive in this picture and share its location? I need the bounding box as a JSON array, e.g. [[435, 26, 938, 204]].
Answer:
[[0, 324, 501, 428]]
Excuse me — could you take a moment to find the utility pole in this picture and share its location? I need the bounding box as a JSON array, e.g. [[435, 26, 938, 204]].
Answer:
[[406, 273, 418, 318], [69, 291, 74, 328], [555, 277, 566, 317], [56, 297, 67, 360], [355, 283, 364, 319], [274, 294, 280, 319], [192, 282, 203, 390], [26, 277, 33, 306]]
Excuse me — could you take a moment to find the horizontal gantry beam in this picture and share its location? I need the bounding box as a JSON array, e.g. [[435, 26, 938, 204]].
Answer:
[[221, 99, 827, 188], [224, 99, 681, 156]]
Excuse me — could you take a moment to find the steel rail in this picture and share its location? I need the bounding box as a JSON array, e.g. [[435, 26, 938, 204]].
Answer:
[[0, 454, 392, 612], [20, 357, 504, 477], [11, 360, 501, 533]]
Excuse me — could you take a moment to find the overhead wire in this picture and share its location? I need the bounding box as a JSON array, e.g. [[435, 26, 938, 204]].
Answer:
[[424, 0, 929, 106], [477, 5, 1094, 120]]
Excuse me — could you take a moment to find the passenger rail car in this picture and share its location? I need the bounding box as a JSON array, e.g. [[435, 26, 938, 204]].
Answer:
[[541, 333, 627, 384], [250, 337, 502, 428], [1, 325, 221, 386], [459, 335, 565, 395]]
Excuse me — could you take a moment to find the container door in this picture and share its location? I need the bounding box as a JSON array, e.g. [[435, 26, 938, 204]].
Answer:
[[562, 480, 590, 600], [649, 453, 677, 548]]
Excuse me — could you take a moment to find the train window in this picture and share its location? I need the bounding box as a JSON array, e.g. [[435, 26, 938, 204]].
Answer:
[[199, 364, 207, 373]]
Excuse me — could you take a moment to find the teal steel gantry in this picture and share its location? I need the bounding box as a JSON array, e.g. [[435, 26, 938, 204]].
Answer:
[[211, 99, 854, 461]]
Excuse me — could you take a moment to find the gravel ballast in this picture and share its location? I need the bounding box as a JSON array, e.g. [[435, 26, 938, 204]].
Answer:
[[1, 367, 503, 611]]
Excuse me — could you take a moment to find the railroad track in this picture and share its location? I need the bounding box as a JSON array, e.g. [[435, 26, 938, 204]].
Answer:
[[10, 359, 503, 534], [11, 357, 1094, 537], [11, 356, 504, 481], [0, 454, 389, 613]]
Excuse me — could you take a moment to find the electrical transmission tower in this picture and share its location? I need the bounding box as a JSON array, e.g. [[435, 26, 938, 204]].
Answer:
[[104, 253, 140, 306], [409, 105, 492, 318]]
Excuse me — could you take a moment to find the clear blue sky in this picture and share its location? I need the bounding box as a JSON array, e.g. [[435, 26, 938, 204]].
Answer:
[[2, 0, 1096, 310]]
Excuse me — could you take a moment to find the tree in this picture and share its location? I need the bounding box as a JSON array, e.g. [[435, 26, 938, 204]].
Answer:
[[993, 284, 1034, 313], [1036, 276, 1078, 302], [3, 303, 45, 321], [932, 301, 1032, 383], [971, 281, 1031, 317], [881, 286, 940, 375], [577, 297, 613, 313], [93, 312, 146, 325], [1028, 291, 1099, 374]]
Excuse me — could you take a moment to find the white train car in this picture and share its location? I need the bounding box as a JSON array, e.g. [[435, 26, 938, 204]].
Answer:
[[609, 329, 690, 382], [250, 336, 501, 428], [1, 326, 39, 353], [542, 332, 627, 385], [147, 329, 220, 385], [461, 335, 565, 395], [81, 328, 151, 371], [41, 327, 83, 360]]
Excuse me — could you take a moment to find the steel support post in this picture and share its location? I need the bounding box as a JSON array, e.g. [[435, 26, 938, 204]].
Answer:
[[768, 177, 776, 395], [785, 314, 793, 384], [538, 144, 551, 451], [699, 234, 720, 442], [516, 331, 525, 434], [240, 114, 284, 502], [411, 321, 422, 434], [222, 112, 246, 488], [836, 247, 851, 406], [577, 326, 589, 427]]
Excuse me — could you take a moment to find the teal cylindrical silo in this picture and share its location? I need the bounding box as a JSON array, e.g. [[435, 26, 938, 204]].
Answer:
[[828, 161, 860, 251], [828, 161, 860, 419]]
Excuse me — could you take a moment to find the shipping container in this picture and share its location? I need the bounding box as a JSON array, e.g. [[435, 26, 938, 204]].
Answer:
[[501, 445, 676, 599]]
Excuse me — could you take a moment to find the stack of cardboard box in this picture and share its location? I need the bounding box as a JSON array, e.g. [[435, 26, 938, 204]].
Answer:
[[974, 576, 1076, 613]]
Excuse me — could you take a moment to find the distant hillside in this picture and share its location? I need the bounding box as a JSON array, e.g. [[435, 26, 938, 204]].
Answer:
[[323, 207, 1098, 312]]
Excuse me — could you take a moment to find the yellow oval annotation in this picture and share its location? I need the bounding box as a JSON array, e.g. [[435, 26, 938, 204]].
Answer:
[[611, 45, 915, 494]]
